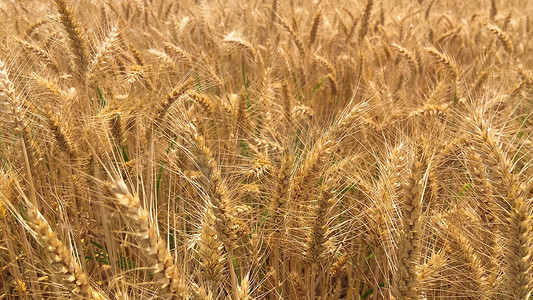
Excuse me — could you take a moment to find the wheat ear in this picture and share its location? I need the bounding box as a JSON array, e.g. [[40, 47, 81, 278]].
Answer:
[[155, 79, 194, 125], [291, 102, 367, 205], [424, 47, 458, 79], [392, 154, 425, 299], [109, 112, 125, 149], [309, 10, 322, 45], [359, 0, 374, 42], [237, 274, 254, 300], [186, 90, 216, 115], [436, 218, 490, 298], [279, 18, 305, 57], [467, 113, 532, 299], [24, 207, 107, 299], [489, 0, 497, 21], [223, 32, 257, 61], [25, 19, 46, 37], [54, 0, 89, 79], [163, 42, 193, 65], [0, 60, 39, 207], [267, 154, 292, 294], [465, 149, 498, 275], [87, 26, 119, 76], [187, 124, 235, 248], [304, 181, 335, 299], [16, 38, 60, 74], [304, 183, 333, 264], [235, 88, 253, 138], [197, 209, 225, 287], [186, 123, 239, 299], [44, 111, 77, 159], [487, 23, 514, 54], [391, 43, 419, 76], [111, 180, 187, 299]]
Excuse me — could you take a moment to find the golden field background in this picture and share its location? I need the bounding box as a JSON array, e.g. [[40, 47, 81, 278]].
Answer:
[[0, 0, 532, 299]]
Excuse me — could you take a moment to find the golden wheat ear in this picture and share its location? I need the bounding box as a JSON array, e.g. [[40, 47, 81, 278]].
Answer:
[[486, 23, 514, 54], [466, 112, 532, 299], [5, 198, 108, 300], [391, 43, 419, 76], [359, 0, 374, 42], [0, 60, 40, 207], [197, 208, 225, 296], [54, 0, 89, 79], [110, 180, 189, 299], [308, 10, 322, 46], [392, 151, 426, 300], [185, 123, 241, 299]]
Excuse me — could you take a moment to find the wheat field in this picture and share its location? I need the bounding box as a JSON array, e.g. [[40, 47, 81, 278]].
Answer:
[[0, 0, 532, 299]]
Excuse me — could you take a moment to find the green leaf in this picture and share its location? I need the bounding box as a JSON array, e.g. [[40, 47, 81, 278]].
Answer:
[[156, 163, 164, 193], [168, 232, 176, 251], [121, 146, 129, 162], [311, 79, 326, 94], [361, 282, 386, 299], [258, 209, 270, 228], [242, 62, 250, 90], [338, 184, 358, 197], [239, 140, 252, 157], [457, 183, 471, 198], [90, 240, 104, 249], [166, 136, 178, 154], [232, 255, 241, 282], [361, 288, 374, 299], [117, 255, 136, 270], [95, 256, 110, 264], [18, 202, 27, 221], [97, 87, 106, 107]]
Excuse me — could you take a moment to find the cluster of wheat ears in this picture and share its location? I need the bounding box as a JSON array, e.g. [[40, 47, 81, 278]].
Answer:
[[0, 0, 532, 299]]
